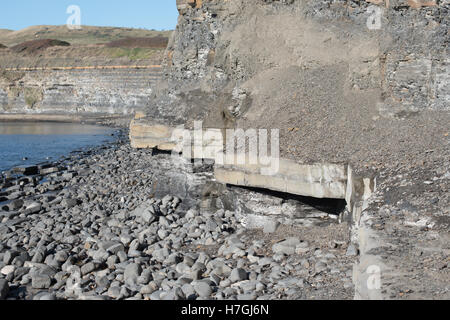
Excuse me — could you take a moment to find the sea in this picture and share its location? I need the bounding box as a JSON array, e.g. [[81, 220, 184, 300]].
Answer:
[[0, 122, 117, 173]]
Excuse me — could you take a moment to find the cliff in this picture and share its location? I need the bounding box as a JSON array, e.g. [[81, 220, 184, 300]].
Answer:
[[137, 0, 449, 171], [0, 26, 170, 118], [131, 0, 450, 300], [142, 0, 448, 122], [0, 67, 162, 116]]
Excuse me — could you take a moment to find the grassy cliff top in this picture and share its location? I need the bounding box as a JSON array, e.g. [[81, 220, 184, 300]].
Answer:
[[0, 25, 172, 47], [0, 25, 172, 68]]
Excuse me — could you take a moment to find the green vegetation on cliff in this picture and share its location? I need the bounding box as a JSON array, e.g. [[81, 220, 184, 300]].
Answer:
[[0, 25, 172, 68], [0, 25, 172, 47]]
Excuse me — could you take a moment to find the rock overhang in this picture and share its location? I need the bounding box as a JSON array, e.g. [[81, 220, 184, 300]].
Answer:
[[129, 120, 376, 220]]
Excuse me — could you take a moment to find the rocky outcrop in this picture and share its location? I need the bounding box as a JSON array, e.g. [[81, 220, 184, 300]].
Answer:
[[140, 0, 448, 129], [0, 67, 162, 116], [130, 0, 450, 300], [134, 0, 449, 177], [215, 161, 348, 200], [129, 120, 179, 150]]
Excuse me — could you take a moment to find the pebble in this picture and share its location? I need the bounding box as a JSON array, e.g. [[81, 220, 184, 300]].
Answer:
[[181, 283, 196, 299], [61, 198, 78, 209], [81, 262, 97, 275], [0, 279, 9, 300], [1, 265, 15, 276], [32, 274, 52, 289], [124, 263, 142, 286], [193, 281, 213, 298], [230, 268, 248, 283], [107, 286, 121, 299]]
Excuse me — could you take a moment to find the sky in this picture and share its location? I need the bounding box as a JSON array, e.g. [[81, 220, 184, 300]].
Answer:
[[0, 0, 179, 31]]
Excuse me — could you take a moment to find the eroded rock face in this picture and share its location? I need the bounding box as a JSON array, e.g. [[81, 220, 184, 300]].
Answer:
[[142, 0, 448, 130], [215, 161, 348, 200], [176, 0, 202, 14], [129, 120, 178, 150], [0, 68, 162, 116], [131, 1, 450, 301]]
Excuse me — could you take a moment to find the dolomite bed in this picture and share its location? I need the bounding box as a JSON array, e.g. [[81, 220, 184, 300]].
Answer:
[[129, 120, 376, 228]]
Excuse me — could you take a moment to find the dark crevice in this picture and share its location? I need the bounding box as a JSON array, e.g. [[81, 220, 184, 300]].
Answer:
[[226, 184, 347, 216], [151, 148, 174, 156]]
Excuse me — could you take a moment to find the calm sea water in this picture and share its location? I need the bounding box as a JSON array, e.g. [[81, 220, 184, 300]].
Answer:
[[0, 122, 116, 172]]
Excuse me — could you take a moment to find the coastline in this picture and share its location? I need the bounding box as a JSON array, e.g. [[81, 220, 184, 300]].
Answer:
[[0, 114, 133, 128], [0, 118, 126, 174], [0, 125, 357, 301]]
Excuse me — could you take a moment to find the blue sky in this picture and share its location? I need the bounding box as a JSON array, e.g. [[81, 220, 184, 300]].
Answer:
[[0, 0, 178, 31]]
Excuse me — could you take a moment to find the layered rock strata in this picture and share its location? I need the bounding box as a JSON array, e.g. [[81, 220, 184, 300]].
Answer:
[[131, 0, 450, 300]]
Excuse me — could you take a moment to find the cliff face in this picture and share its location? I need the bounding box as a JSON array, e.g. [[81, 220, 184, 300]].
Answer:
[[133, 0, 450, 300], [0, 67, 162, 116], [146, 0, 448, 128], [136, 0, 450, 175], [0, 25, 169, 117]]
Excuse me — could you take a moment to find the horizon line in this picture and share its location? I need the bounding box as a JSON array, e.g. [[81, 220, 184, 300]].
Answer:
[[0, 24, 175, 32]]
